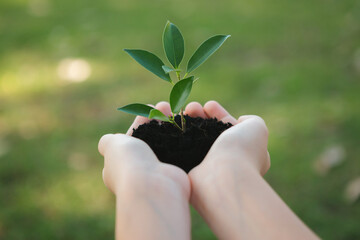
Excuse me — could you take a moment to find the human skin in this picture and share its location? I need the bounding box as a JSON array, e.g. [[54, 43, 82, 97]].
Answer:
[[98, 101, 319, 240], [98, 102, 191, 240], [185, 101, 319, 240]]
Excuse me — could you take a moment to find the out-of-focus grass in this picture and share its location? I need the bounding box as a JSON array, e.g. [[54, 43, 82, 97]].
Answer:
[[0, 0, 359, 239]]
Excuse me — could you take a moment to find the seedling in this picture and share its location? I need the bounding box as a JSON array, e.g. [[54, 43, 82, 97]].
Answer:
[[118, 21, 230, 132]]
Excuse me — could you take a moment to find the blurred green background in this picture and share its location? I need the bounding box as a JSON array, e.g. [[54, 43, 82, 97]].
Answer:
[[0, 0, 359, 239]]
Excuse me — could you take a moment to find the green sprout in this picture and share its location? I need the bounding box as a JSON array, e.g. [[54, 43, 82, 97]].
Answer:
[[118, 21, 230, 132]]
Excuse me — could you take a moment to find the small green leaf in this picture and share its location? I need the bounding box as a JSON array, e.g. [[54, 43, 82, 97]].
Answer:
[[163, 21, 184, 68], [162, 65, 175, 74], [124, 49, 171, 83], [170, 76, 194, 113], [117, 103, 154, 117], [149, 109, 171, 122], [186, 35, 230, 73]]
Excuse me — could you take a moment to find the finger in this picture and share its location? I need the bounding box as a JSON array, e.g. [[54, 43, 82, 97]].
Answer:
[[237, 115, 268, 132], [260, 151, 271, 176], [184, 102, 207, 118], [102, 167, 114, 193], [155, 101, 172, 116], [203, 100, 237, 125], [237, 115, 259, 123], [98, 134, 114, 156], [267, 151, 271, 169], [106, 134, 160, 166], [126, 115, 150, 135], [126, 104, 155, 136]]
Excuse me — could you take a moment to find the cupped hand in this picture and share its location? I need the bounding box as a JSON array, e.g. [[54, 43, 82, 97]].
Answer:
[[99, 102, 192, 240], [184, 102, 319, 240], [184, 101, 270, 238], [185, 100, 270, 177], [185, 101, 270, 211], [98, 102, 190, 199]]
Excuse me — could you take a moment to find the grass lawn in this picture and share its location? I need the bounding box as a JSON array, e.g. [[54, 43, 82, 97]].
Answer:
[[0, 0, 359, 239]]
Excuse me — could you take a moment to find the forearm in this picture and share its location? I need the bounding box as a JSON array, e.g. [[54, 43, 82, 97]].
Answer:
[[115, 174, 191, 240], [191, 162, 319, 240]]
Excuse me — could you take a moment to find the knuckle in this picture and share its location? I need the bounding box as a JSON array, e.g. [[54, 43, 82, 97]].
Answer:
[[108, 134, 143, 152], [261, 154, 271, 176], [252, 115, 266, 124], [98, 134, 114, 154], [216, 128, 238, 145], [251, 116, 269, 136]]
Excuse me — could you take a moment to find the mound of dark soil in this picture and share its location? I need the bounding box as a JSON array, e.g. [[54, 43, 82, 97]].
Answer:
[[132, 115, 232, 173]]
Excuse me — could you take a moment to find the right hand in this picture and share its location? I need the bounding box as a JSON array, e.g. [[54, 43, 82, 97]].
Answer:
[[185, 101, 271, 237], [185, 102, 319, 240], [186, 100, 270, 179]]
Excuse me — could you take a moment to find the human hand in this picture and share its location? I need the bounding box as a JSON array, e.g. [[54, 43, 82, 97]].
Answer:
[[98, 102, 191, 240], [184, 100, 271, 227], [185, 100, 270, 178], [98, 101, 190, 198], [185, 101, 272, 239], [184, 101, 319, 240]]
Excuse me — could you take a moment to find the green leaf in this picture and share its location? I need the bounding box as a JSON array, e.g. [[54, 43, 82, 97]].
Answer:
[[186, 35, 230, 73], [170, 76, 194, 113], [163, 21, 184, 68], [117, 103, 154, 117], [124, 49, 172, 83], [162, 65, 175, 74], [149, 109, 170, 122]]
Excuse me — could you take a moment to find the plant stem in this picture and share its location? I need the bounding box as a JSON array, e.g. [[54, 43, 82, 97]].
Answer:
[[180, 108, 186, 132], [176, 71, 181, 81], [170, 113, 183, 132], [172, 120, 183, 131]]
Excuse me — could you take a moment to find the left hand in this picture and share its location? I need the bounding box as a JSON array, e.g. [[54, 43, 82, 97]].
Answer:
[[98, 102, 190, 199]]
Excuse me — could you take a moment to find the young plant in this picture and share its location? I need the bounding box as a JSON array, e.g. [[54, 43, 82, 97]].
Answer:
[[118, 21, 230, 132]]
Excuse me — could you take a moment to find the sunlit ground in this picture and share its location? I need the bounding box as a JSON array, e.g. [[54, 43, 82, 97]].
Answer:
[[0, 0, 360, 239]]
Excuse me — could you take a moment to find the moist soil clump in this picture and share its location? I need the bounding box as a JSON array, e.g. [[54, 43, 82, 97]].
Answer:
[[132, 115, 232, 173]]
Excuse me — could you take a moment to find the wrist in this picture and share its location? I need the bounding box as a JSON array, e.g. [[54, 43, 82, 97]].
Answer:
[[115, 169, 188, 202], [203, 149, 262, 178], [190, 152, 262, 207]]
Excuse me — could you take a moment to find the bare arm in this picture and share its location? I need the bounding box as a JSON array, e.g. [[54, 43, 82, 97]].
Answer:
[[98, 102, 191, 240], [190, 159, 318, 240], [186, 101, 319, 240]]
